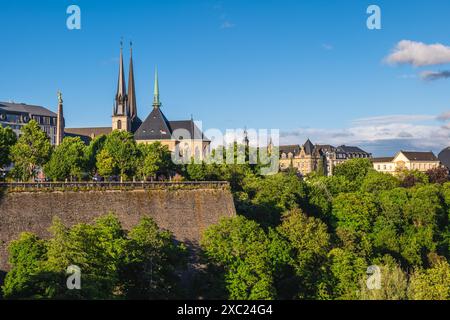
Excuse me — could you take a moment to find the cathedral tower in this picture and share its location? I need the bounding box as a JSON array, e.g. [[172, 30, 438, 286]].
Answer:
[[112, 41, 131, 131]]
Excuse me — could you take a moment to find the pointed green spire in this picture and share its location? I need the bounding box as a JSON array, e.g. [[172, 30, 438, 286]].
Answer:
[[153, 67, 161, 108]]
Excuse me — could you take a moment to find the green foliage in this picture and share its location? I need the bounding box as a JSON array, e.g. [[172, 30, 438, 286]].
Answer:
[[241, 173, 307, 226], [332, 192, 378, 257], [2, 233, 48, 299], [360, 171, 400, 194], [9, 120, 52, 181], [325, 248, 367, 300], [136, 142, 172, 180], [97, 130, 139, 180], [426, 167, 449, 184], [359, 255, 408, 300], [408, 255, 450, 300], [398, 169, 429, 188], [84, 135, 107, 175], [333, 158, 372, 189], [201, 216, 275, 300], [44, 137, 86, 181], [275, 209, 330, 298], [2, 214, 185, 299], [0, 126, 17, 169]]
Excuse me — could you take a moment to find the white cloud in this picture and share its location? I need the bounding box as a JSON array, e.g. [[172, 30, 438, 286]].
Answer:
[[352, 114, 435, 125], [438, 111, 450, 121], [385, 40, 450, 67]]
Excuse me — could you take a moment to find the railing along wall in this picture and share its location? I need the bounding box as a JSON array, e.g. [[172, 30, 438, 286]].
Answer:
[[0, 181, 230, 191]]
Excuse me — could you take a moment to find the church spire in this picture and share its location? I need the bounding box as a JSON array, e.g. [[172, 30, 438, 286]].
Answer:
[[114, 40, 127, 115], [127, 41, 137, 119], [153, 67, 161, 108]]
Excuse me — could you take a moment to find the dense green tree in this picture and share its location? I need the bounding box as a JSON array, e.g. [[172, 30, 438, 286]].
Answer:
[[44, 137, 86, 181], [333, 158, 372, 190], [84, 134, 107, 176], [325, 248, 367, 300], [398, 169, 429, 188], [201, 216, 275, 300], [408, 255, 450, 300], [275, 208, 330, 299], [9, 120, 52, 181], [136, 142, 172, 181], [0, 126, 17, 170], [332, 192, 378, 257], [120, 217, 187, 299], [95, 130, 139, 181], [360, 171, 400, 194], [242, 173, 307, 226], [359, 255, 408, 300], [306, 175, 358, 222], [1, 233, 48, 299], [96, 148, 115, 178], [2, 214, 185, 299]]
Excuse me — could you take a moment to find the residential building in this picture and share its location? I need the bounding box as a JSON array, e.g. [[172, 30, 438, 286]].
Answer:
[[279, 140, 371, 176], [0, 101, 59, 145], [372, 151, 441, 174]]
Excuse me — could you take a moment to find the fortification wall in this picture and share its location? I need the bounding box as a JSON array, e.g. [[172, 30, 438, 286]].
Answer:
[[0, 186, 236, 271]]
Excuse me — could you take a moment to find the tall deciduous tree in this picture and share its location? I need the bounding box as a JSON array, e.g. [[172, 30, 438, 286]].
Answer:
[[44, 137, 86, 181], [84, 134, 107, 176], [0, 126, 17, 170], [9, 120, 52, 181], [201, 216, 276, 300], [275, 208, 330, 299], [137, 142, 172, 181], [96, 130, 138, 181]]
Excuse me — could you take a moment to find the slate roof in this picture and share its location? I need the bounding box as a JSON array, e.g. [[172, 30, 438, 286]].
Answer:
[[337, 145, 370, 154], [0, 102, 56, 117], [134, 107, 209, 141], [400, 151, 438, 161], [134, 107, 175, 140], [439, 147, 450, 169], [65, 127, 112, 144], [279, 145, 301, 155], [303, 139, 315, 155], [372, 157, 395, 163]]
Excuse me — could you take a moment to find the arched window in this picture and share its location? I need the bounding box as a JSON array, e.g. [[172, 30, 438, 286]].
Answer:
[[117, 120, 122, 130]]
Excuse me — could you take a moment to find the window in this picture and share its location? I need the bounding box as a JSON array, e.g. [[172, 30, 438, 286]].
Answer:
[[117, 120, 122, 129]]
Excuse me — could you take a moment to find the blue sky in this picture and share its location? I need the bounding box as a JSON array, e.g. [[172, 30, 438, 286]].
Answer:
[[1, 0, 449, 156]]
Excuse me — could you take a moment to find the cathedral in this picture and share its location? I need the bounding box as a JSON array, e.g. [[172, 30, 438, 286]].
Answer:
[[64, 43, 210, 159]]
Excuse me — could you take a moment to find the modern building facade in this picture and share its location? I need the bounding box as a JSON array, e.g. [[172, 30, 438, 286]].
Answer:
[[372, 151, 441, 174], [279, 139, 372, 176], [0, 101, 59, 145]]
